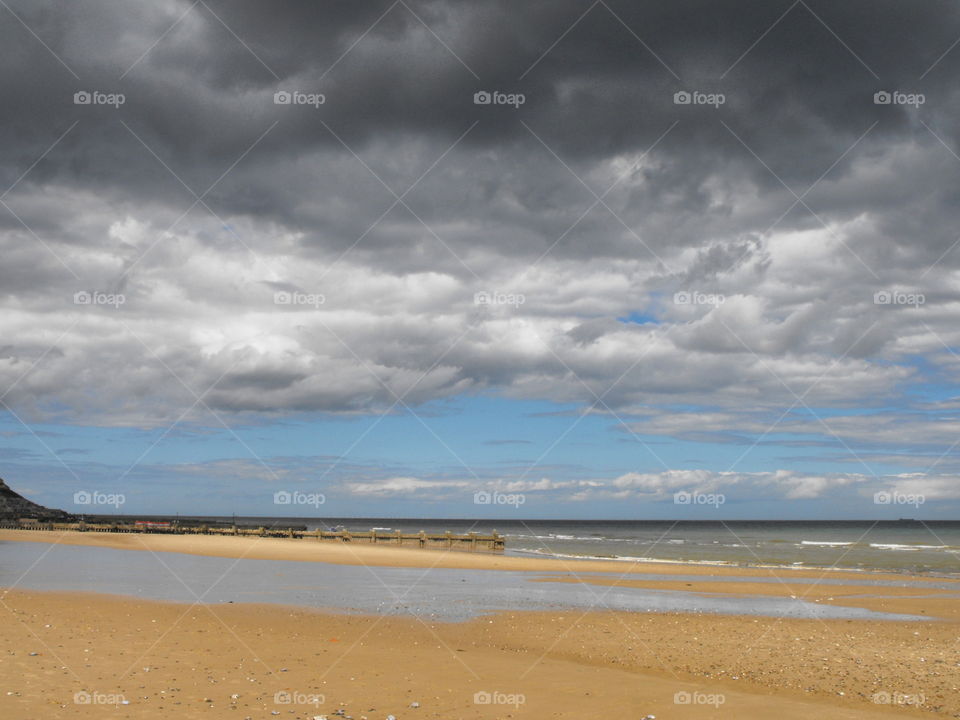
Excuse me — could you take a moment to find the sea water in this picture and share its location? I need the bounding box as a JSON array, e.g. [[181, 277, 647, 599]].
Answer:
[[161, 518, 960, 574]]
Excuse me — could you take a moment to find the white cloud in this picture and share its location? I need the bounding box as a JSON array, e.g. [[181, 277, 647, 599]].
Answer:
[[347, 477, 470, 496]]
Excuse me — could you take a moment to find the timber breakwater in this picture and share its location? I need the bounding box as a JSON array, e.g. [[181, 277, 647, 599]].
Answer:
[[0, 519, 506, 552], [0, 476, 504, 552]]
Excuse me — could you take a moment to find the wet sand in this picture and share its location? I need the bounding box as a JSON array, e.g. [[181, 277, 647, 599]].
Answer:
[[532, 576, 960, 620]]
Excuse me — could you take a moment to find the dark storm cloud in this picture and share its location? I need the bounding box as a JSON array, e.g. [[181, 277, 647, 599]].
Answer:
[[4, 0, 960, 249]]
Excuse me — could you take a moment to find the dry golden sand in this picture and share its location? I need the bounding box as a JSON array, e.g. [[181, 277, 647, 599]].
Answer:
[[1, 590, 954, 720], [0, 531, 958, 718]]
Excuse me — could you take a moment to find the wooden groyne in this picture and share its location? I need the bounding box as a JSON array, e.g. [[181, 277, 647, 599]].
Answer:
[[0, 519, 505, 552]]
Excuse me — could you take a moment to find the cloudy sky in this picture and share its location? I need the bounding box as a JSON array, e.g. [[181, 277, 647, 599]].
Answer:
[[2, 0, 960, 518]]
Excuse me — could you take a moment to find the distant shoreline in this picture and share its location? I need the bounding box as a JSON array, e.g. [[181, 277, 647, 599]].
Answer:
[[51, 514, 960, 523], [0, 527, 952, 583]]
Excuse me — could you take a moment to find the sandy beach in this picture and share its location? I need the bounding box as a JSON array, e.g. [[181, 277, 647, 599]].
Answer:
[[0, 530, 957, 718], [0, 588, 952, 719]]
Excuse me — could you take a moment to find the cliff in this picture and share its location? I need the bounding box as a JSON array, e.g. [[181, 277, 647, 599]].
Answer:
[[0, 478, 71, 520]]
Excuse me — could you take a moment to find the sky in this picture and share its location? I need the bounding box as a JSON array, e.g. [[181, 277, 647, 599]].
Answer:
[[2, 0, 960, 519]]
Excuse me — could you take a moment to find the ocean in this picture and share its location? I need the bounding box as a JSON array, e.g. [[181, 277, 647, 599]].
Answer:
[[131, 517, 960, 575]]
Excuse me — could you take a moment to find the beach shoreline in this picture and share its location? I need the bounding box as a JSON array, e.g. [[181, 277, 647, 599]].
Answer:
[[1, 528, 953, 583]]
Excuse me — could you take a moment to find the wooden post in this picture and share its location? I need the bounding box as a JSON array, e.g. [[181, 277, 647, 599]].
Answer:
[[372, 529, 377, 544], [469, 532, 477, 552], [445, 530, 452, 549], [396, 528, 402, 545]]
